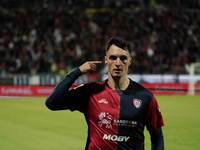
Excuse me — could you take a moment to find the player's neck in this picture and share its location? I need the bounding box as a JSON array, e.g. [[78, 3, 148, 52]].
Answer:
[[108, 75, 130, 90]]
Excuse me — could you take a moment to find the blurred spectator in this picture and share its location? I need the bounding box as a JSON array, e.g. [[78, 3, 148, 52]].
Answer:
[[0, 0, 199, 75]]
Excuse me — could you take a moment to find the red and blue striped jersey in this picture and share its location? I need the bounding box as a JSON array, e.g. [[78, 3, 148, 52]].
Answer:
[[46, 68, 164, 150]]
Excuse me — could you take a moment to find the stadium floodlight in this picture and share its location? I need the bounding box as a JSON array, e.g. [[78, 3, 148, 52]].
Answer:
[[187, 62, 200, 95]]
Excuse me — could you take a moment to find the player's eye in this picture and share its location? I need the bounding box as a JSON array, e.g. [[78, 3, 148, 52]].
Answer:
[[120, 56, 127, 61], [109, 56, 117, 60]]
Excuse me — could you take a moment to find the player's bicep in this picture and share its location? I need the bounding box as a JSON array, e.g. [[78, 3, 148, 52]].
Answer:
[[145, 96, 164, 131]]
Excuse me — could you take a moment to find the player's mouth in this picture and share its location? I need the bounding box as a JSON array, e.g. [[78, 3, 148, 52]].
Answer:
[[114, 69, 122, 73]]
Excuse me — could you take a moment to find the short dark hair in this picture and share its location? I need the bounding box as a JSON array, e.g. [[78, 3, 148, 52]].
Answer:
[[105, 37, 131, 54]]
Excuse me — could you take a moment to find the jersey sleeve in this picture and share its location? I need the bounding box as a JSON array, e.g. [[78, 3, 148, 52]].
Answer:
[[45, 68, 90, 113], [145, 95, 164, 131]]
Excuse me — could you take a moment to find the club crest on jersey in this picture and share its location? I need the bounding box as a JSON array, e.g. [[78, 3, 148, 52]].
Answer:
[[133, 99, 142, 108]]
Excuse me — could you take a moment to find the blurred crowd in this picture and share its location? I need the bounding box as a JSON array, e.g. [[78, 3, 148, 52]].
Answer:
[[0, 0, 200, 75]]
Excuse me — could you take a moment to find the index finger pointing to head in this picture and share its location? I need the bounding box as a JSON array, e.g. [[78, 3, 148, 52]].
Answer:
[[91, 61, 102, 64]]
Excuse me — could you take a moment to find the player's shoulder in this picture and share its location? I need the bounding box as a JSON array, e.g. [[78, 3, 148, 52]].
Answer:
[[130, 80, 153, 98], [89, 80, 107, 87], [75, 80, 106, 88], [89, 80, 107, 91], [130, 80, 149, 90]]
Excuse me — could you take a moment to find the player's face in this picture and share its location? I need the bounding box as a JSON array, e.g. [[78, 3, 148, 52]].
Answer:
[[105, 45, 132, 79]]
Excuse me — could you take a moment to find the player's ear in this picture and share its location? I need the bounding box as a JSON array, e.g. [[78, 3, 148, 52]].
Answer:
[[128, 57, 132, 66], [105, 56, 108, 64]]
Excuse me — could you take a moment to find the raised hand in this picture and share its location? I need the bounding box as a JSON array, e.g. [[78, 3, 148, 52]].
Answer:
[[79, 61, 102, 75]]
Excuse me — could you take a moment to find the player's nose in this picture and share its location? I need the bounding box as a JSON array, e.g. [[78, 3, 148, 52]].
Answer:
[[115, 58, 122, 65]]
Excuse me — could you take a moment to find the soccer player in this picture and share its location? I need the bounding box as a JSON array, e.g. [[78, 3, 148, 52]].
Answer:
[[45, 37, 164, 150]]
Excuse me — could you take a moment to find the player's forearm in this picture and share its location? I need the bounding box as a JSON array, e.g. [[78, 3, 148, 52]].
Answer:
[[150, 128, 164, 150], [45, 68, 81, 110]]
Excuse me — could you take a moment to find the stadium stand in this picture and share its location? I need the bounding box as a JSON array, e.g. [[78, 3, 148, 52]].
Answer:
[[0, 0, 200, 75]]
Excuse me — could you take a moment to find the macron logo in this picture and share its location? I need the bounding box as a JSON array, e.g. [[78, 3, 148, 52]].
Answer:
[[103, 134, 130, 142], [98, 99, 108, 104]]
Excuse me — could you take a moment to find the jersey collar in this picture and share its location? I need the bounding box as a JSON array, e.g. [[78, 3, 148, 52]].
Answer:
[[105, 79, 132, 91]]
